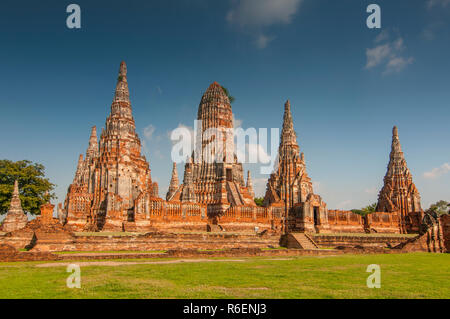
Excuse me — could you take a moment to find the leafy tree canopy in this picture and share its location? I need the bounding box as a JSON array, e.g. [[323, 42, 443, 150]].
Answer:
[[221, 86, 235, 104], [428, 200, 449, 216], [254, 197, 265, 207], [351, 203, 377, 216], [0, 160, 55, 215]]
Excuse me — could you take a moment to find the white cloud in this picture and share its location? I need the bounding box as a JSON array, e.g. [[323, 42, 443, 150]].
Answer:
[[227, 0, 302, 27], [421, 19, 446, 41], [427, 0, 450, 9], [364, 187, 378, 195], [365, 33, 414, 74], [252, 178, 268, 197], [142, 125, 165, 159], [336, 200, 352, 210], [365, 43, 391, 69], [227, 0, 303, 48], [233, 115, 243, 128], [384, 56, 414, 74], [143, 124, 156, 140], [374, 29, 390, 43], [423, 163, 450, 179], [255, 34, 275, 49]]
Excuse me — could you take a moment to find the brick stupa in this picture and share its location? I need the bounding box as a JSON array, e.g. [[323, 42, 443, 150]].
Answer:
[[1, 180, 28, 232]]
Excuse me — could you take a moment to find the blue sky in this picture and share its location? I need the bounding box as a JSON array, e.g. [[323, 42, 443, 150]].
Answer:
[[0, 0, 449, 212]]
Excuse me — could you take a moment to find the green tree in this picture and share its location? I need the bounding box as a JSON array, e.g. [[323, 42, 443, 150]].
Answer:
[[254, 197, 265, 207], [221, 86, 235, 104], [351, 203, 377, 216], [0, 160, 55, 215], [428, 200, 449, 216]]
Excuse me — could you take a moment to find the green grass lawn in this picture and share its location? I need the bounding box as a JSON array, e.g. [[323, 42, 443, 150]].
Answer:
[[0, 253, 448, 299]]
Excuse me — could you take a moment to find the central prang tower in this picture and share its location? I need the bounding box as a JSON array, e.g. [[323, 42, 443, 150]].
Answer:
[[171, 82, 255, 217]]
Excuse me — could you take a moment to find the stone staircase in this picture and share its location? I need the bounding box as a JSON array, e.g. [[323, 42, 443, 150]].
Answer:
[[226, 182, 244, 206], [284, 233, 319, 249]]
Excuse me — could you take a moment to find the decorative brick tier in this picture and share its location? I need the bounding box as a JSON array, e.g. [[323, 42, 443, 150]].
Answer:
[[442, 214, 450, 252], [312, 234, 415, 249], [1, 231, 281, 252], [0, 244, 61, 262]]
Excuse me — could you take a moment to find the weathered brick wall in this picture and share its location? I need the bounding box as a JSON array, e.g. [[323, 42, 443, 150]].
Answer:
[[0, 231, 34, 250], [440, 214, 449, 252], [325, 210, 402, 234], [0, 244, 61, 262], [1, 230, 283, 252], [366, 212, 401, 233], [217, 206, 283, 233], [326, 210, 365, 233], [69, 233, 281, 252], [313, 234, 413, 248]]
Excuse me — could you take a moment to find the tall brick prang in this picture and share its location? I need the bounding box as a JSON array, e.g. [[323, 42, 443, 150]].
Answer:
[[63, 61, 158, 231], [376, 126, 422, 232], [264, 100, 327, 232]]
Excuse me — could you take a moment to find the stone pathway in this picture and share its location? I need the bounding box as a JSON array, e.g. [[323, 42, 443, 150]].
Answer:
[[36, 256, 304, 268], [36, 258, 248, 268], [59, 252, 163, 257]]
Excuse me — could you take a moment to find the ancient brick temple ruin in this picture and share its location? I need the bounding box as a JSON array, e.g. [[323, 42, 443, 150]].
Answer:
[[264, 100, 328, 233], [55, 61, 428, 235], [1, 180, 28, 232], [376, 126, 423, 233], [2, 61, 449, 257]]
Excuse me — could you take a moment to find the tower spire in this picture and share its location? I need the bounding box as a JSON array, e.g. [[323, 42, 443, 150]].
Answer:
[[281, 100, 297, 146], [86, 126, 98, 160], [108, 61, 133, 121], [181, 160, 196, 203], [73, 154, 84, 183], [246, 171, 254, 198], [12, 180, 20, 205], [279, 100, 299, 156], [114, 61, 130, 103], [391, 125, 402, 154], [166, 162, 180, 201]]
